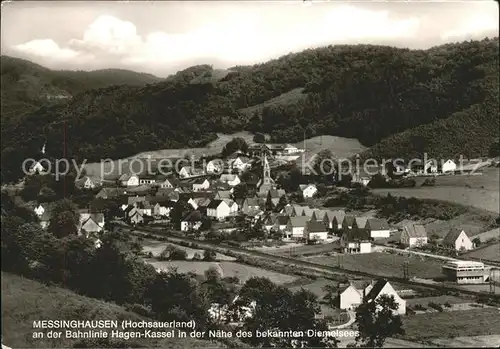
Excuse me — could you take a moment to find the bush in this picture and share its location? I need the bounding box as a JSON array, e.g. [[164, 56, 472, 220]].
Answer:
[[192, 252, 202, 260], [203, 249, 217, 261], [159, 245, 187, 261], [413, 304, 426, 311], [443, 301, 451, 308], [428, 302, 444, 312]]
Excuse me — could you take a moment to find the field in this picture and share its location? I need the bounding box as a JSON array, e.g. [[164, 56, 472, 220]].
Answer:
[[146, 260, 297, 285], [141, 238, 236, 261], [1, 272, 217, 349], [471, 228, 500, 241], [402, 309, 500, 341], [430, 335, 500, 347], [237, 88, 307, 117], [372, 168, 500, 214], [463, 243, 500, 261], [406, 295, 469, 307], [305, 252, 445, 279], [256, 242, 340, 257]]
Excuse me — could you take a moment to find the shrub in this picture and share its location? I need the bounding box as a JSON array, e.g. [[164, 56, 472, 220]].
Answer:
[[203, 249, 217, 261], [443, 301, 451, 308], [428, 302, 444, 312], [159, 245, 187, 261]]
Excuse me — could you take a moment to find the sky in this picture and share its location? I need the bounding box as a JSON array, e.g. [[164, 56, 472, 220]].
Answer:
[[1, 1, 498, 77]]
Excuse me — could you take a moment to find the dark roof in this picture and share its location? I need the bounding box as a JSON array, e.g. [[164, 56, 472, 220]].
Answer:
[[343, 227, 371, 242], [366, 218, 390, 231], [207, 199, 223, 209], [182, 210, 203, 222], [275, 215, 289, 225], [403, 224, 427, 238], [288, 216, 310, 228], [365, 279, 389, 301], [343, 215, 356, 226], [306, 220, 328, 233], [442, 228, 468, 246]]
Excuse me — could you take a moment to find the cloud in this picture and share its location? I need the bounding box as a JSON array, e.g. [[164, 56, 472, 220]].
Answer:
[[9, 4, 499, 75]]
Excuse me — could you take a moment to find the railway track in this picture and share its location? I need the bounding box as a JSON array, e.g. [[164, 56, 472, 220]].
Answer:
[[117, 225, 500, 300]]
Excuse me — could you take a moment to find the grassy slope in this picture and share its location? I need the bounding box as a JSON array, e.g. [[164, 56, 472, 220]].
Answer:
[[1, 272, 219, 348], [237, 88, 307, 117]]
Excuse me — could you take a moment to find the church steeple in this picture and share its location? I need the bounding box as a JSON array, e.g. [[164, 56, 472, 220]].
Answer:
[[263, 153, 271, 185]]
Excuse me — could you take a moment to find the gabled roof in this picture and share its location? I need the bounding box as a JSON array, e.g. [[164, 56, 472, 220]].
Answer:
[[355, 217, 368, 229], [275, 215, 289, 225], [244, 198, 260, 207], [182, 210, 203, 222], [288, 216, 310, 228], [365, 279, 390, 301], [215, 190, 232, 199], [366, 218, 390, 231], [301, 206, 315, 217], [223, 199, 237, 207], [220, 174, 239, 182], [299, 183, 317, 191], [442, 228, 468, 246], [325, 210, 345, 223], [311, 209, 327, 221], [193, 178, 209, 185], [343, 226, 371, 242], [264, 213, 278, 225], [306, 220, 328, 233], [343, 215, 356, 226], [207, 199, 224, 209], [403, 224, 427, 238], [128, 196, 146, 205]]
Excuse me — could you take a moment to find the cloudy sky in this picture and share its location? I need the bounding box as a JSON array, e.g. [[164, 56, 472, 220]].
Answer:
[[1, 1, 498, 77]]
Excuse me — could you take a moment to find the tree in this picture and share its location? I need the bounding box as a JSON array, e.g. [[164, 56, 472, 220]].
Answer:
[[314, 149, 336, 181], [489, 140, 499, 157], [159, 245, 187, 261], [203, 249, 217, 261], [222, 137, 248, 157], [232, 183, 248, 200], [354, 294, 405, 348], [265, 191, 274, 211], [253, 132, 266, 143], [472, 237, 481, 247], [48, 199, 79, 238]]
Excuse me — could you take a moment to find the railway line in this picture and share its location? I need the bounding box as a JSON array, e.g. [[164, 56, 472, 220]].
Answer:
[[116, 225, 500, 300]]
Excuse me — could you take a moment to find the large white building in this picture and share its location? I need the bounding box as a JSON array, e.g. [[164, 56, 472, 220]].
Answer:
[[442, 261, 489, 284]]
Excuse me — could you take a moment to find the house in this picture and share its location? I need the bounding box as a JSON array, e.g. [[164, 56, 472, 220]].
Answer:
[[211, 181, 233, 192], [326, 210, 346, 230], [442, 159, 457, 173], [424, 160, 438, 174], [304, 221, 329, 241], [299, 184, 318, 199], [181, 211, 203, 232], [401, 224, 428, 247], [156, 188, 180, 202], [263, 213, 278, 232], [150, 199, 176, 217], [80, 214, 105, 235], [219, 174, 241, 187], [340, 228, 372, 254], [156, 177, 177, 188], [126, 206, 144, 225], [29, 160, 47, 174], [259, 189, 286, 207], [76, 176, 99, 189], [311, 210, 330, 227], [442, 229, 473, 251], [95, 187, 126, 199], [273, 215, 289, 232], [337, 281, 372, 310], [139, 174, 157, 185], [364, 279, 406, 315], [136, 201, 152, 216], [283, 144, 304, 154], [223, 199, 239, 214], [214, 190, 232, 200], [342, 215, 357, 230], [128, 196, 146, 206], [39, 210, 52, 229], [192, 178, 210, 192], [355, 217, 368, 230], [119, 174, 140, 187], [179, 166, 205, 179], [351, 170, 371, 186], [207, 200, 231, 220], [241, 198, 261, 215], [206, 159, 224, 174], [286, 216, 310, 239], [229, 156, 251, 172], [34, 203, 49, 217], [365, 218, 392, 239]]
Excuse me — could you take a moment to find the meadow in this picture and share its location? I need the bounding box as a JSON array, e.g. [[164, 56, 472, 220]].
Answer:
[[305, 252, 445, 279], [463, 243, 500, 261], [1, 272, 217, 349], [372, 168, 500, 214], [401, 309, 500, 341], [146, 260, 297, 285], [141, 238, 236, 261]]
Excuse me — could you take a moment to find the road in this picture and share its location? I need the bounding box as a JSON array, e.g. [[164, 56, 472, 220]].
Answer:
[[117, 225, 500, 299], [329, 310, 355, 329]]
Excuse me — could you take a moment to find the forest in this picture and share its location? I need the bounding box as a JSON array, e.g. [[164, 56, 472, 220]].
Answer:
[[1, 38, 498, 182]]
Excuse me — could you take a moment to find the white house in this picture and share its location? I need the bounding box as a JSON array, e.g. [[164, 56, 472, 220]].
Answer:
[[424, 160, 438, 174], [157, 178, 176, 188], [365, 218, 392, 239], [180, 211, 203, 232], [219, 174, 241, 187], [286, 216, 310, 239], [283, 144, 304, 154], [401, 224, 428, 247], [442, 229, 474, 251], [192, 178, 210, 192], [223, 199, 238, 214], [206, 159, 224, 174], [120, 174, 140, 187], [179, 166, 205, 179], [207, 200, 231, 220], [34, 203, 47, 217], [442, 159, 457, 173], [29, 160, 46, 175], [299, 184, 318, 199], [338, 284, 366, 310], [304, 221, 328, 241], [364, 279, 406, 315], [340, 228, 372, 254]]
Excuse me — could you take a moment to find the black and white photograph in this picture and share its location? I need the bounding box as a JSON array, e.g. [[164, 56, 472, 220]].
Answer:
[[1, 0, 499, 348]]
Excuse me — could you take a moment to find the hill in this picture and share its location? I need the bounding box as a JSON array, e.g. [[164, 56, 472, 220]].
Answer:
[[1, 272, 219, 348], [0, 55, 163, 120], [1, 38, 498, 182]]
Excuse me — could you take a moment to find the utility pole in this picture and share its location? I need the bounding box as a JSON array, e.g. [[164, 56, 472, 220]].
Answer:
[[402, 260, 410, 280]]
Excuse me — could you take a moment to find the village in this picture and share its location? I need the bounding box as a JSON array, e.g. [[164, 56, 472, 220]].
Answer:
[[24, 139, 500, 340]]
